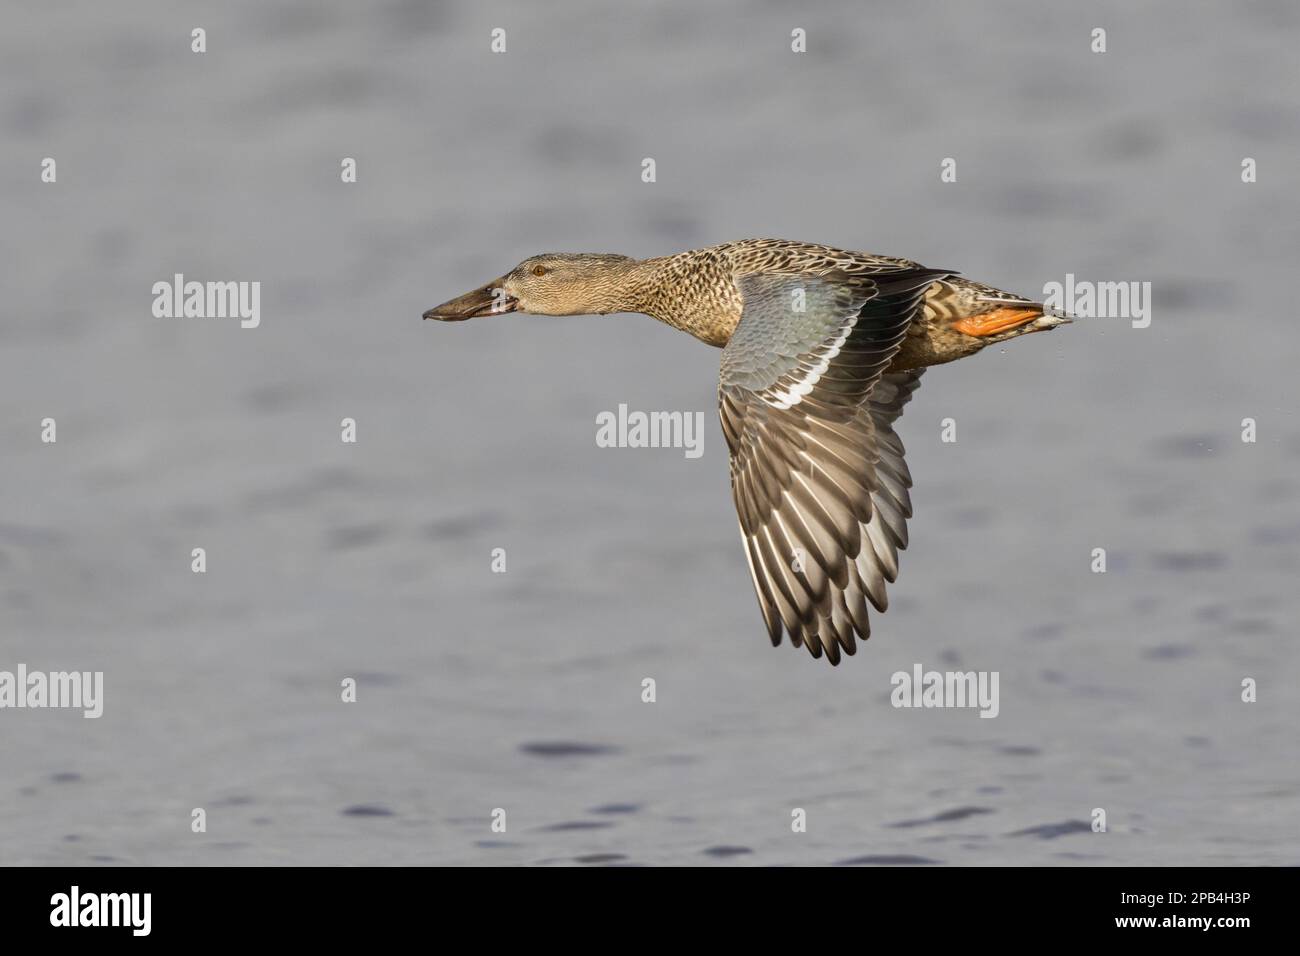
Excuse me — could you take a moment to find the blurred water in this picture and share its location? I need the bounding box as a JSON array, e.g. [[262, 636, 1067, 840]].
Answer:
[[1, 0, 1298, 865]]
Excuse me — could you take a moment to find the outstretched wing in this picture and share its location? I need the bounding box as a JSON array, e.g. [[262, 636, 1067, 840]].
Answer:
[[719, 268, 942, 664]]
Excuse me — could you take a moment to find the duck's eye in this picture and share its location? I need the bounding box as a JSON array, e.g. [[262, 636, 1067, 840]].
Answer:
[[531, 265, 548, 277]]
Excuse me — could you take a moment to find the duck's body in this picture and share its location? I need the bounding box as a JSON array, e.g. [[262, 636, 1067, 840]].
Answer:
[[425, 239, 1067, 664]]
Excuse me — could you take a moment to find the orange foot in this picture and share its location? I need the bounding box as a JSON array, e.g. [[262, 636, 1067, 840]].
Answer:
[[952, 307, 1042, 337]]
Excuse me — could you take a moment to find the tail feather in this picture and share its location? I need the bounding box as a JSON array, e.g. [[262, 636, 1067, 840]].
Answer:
[[932, 276, 1073, 336]]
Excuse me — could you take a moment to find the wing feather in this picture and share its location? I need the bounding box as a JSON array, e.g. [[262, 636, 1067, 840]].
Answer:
[[719, 267, 942, 663]]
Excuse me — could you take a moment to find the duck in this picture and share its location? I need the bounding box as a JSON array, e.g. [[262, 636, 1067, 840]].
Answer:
[[423, 239, 1068, 665]]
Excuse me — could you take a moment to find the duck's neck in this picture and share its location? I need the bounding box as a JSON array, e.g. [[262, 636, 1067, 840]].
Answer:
[[588, 257, 665, 316], [614, 252, 742, 347]]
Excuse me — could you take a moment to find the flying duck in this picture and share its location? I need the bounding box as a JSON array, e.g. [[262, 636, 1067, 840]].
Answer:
[[424, 239, 1068, 665]]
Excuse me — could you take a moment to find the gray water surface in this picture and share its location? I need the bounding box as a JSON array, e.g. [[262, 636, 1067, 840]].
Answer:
[[1, 0, 1298, 865]]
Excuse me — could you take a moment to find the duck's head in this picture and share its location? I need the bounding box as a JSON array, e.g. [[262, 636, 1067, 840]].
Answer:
[[423, 253, 638, 321]]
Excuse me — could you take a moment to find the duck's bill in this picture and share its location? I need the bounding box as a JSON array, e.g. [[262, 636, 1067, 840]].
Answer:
[[422, 280, 518, 321]]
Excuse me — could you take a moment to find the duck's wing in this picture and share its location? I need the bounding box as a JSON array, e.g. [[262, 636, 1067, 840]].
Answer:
[[718, 267, 943, 664]]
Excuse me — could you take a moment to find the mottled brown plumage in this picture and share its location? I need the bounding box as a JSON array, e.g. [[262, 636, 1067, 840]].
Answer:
[[424, 239, 1068, 665]]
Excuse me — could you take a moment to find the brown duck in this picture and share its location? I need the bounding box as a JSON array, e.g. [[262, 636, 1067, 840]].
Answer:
[[424, 239, 1068, 665]]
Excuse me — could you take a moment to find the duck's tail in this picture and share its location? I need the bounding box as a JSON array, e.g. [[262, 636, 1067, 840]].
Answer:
[[933, 277, 1072, 337]]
